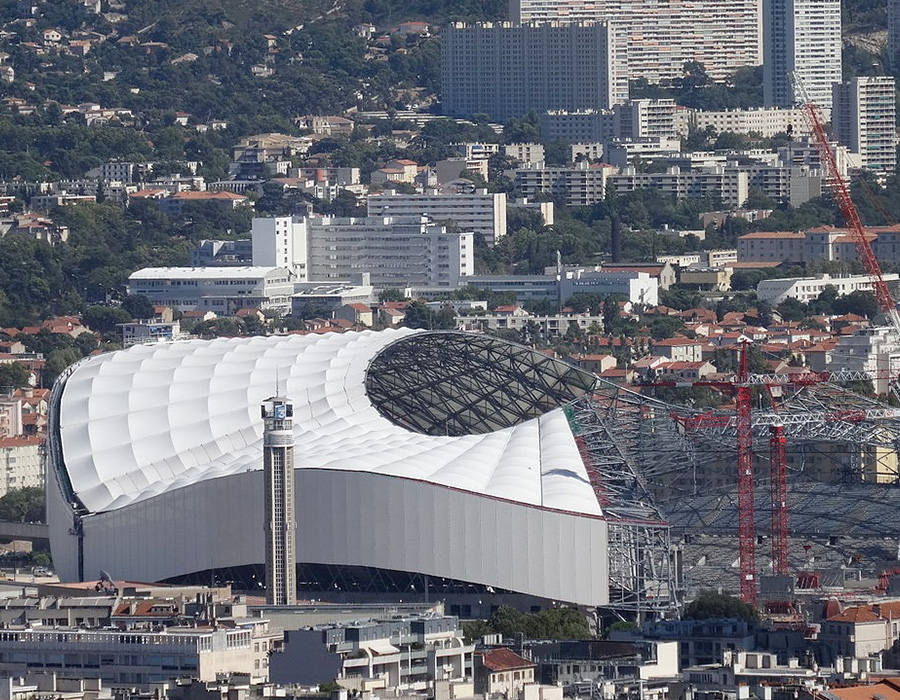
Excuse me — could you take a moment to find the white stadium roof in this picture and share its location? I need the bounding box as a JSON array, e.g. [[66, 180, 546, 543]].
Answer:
[[56, 328, 601, 517]]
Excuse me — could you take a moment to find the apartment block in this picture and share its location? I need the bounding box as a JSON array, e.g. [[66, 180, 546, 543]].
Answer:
[[512, 0, 760, 82], [366, 190, 508, 245], [832, 77, 897, 177], [251, 215, 309, 279], [688, 107, 806, 138], [607, 167, 749, 207], [509, 162, 614, 206], [0, 436, 42, 497], [539, 100, 679, 143], [441, 22, 628, 121], [304, 216, 474, 288], [763, 0, 842, 112]]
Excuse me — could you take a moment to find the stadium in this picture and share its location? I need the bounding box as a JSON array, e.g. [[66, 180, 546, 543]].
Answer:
[[46, 329, 675, 611]]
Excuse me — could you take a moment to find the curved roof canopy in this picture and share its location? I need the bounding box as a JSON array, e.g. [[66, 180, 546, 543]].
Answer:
[[52, 329, 601, 518]]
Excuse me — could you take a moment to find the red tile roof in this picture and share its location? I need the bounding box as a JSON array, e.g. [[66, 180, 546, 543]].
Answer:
[[478, 648, 536, 672]]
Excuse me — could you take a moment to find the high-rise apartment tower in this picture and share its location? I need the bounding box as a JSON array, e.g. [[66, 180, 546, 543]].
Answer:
[[510, 0, 761, 82], [832, 76, 897, 178], [262, 395, 297, 606], [763, 0, 841, 113]]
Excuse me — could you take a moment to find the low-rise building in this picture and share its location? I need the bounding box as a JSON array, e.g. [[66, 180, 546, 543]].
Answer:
[[757, 273, 900, 304], [688, 107, 806, 138], [190, 239, 254, 267], [679, 267, 733, 291], [127, 267, 295, 314], [474, 648, 536, 697], [118, 320, 185, 347], [0, 435, 42, 497]]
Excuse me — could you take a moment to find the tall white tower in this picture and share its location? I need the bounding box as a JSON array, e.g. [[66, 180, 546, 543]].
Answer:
[[763, 0, 842, 112], [262, 395, 297, 606]]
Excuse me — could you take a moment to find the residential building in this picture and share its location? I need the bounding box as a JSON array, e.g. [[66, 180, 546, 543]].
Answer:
[[756, 273, 900, 304], [0, 436, 42, 497], [615, 99, 679, 139], [607, 167, 749, 208], [127, 267, 295, 314], [251, 216, 308, 279], [0, 620, 280, 687], [832, 76, 897, 177], [505, 143, 546, 164], [510, 161, 614, 206], [737, 231, 807, 262], [271, 615, 473, 690], [118, 320, 185, 347], [605, 137, 682, 168], [304, 216, 474, 288], [157, 191, 250, 217], [763, 0, 842, 112], [367, 190, 508, 246], [510, 0, 760, 82], [541, 110, 616, 143], [689, 107, 806, 138], [457, 310, 606, 337], [828, 326, 900, 395], [679, 267, 734, 291], [190, 239, 253, 267], [474, 649, 536, 697], [465, 269, 658, 305], [290, 279, 375, 316], [441, 22, 627, 122], [642, 618, 756, 668]]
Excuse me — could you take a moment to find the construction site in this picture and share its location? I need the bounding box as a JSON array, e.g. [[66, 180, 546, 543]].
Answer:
[[592, 79, 900, 617]]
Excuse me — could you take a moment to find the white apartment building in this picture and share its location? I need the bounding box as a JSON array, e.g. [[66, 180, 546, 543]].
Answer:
[[828, 326, 900, 395], [512, 0, 760, 82], [540, 101, 678, 143], [251, 215, 308, 279], [505, 143, 545, 164], [304, 216, 474, 288], [366, 190, 508, 245], [763, 0, 842, 112], [605, 137, 682, 167], [689, 107, 806, 138], [441, 22, 628, 122], [0, 621, 280, 688], [832, 77, 897, 178], [0, 436, 42, 498], [510, 162, 614, 206], [608, 167, 749, 207], [757, 273, 900, 304], [127, 267, 295, 314]]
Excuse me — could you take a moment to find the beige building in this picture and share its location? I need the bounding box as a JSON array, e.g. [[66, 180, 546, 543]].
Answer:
[[0, 436, 42, 496], [474, 649, 536, 697], [689, 107, 805, 138], [679, 267, 733, 291]]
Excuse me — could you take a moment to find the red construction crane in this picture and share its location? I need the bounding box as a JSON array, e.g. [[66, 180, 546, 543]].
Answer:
[[792, 73, 900, 333], [657, 354, 900, 605]]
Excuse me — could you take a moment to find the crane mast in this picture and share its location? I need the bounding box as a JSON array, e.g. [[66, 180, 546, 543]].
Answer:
[[792, 73, 900, 333]]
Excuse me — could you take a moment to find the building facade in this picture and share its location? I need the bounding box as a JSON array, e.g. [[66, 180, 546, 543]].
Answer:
[[262, 396, 297, 606], [366, 191, 508, 246], [251, 216, 309, 280], [441, 22, 628, 121], [763, 0, 842, 111], [0, 436, 42, 498], [689, 107, 806, 138], [126, 267, 295, 314], [832, 76, 897, 177], [511, 0, 760, 82], [304, 216, 474, 289], [756, 272, 900, 304]]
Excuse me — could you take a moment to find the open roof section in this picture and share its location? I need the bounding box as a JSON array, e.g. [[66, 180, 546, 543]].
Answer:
[[364, 331, 597, 437]]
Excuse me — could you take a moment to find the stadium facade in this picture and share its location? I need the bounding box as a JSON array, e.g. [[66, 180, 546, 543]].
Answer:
[[47, 329, 673, 609]]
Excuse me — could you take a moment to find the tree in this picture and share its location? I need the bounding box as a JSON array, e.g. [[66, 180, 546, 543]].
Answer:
[[833, 290, 879, 319], [649, 315, 685, 341], [82, 305, 132, 334], [683, 592, 760, 622], [122, 295, 155, 320], [0, 487, 45, 523], [0, 364, 30, 391]]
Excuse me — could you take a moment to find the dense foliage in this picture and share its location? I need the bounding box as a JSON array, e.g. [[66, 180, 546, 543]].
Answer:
[[461, 605, 591, 643], [683, 592, 760, 622], [0, 487, 45, 524]]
